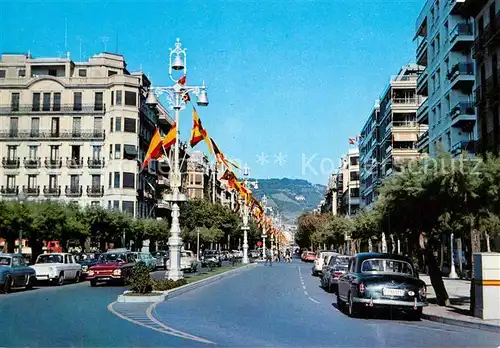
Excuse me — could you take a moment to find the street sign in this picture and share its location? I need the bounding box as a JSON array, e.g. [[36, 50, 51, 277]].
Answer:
[[257, 241, 262, 247]]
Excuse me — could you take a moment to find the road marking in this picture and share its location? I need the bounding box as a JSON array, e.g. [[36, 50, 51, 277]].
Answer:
[[297, 266, 320, 304], [108, 301, 215, 345]]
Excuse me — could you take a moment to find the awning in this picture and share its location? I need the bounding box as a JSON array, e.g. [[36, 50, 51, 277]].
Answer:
[[393, 132, 418, 142], [124, 144, 138, 158]]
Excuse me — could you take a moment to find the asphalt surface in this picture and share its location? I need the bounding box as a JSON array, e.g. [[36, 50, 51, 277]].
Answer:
[[0, 260, 499, 347]]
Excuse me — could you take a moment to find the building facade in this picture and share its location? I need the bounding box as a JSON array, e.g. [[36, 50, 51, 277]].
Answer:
[[0, 52, 174, 218], [415, 0, 476, 157], [320, 173, 338, 214], [359, 65, 425, 208], [460, 0, 500, 155]]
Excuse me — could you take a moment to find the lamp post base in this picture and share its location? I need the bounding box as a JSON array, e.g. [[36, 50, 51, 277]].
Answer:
[[242, 227, 249, 264], [164, 196, 186, 281]]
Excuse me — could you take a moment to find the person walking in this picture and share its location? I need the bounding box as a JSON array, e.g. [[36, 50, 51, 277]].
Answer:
[[265, 248, 272, 266]]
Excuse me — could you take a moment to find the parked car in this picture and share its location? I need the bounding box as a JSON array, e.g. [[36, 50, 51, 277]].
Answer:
[[322, 263, 348, 293], [336, 253, 427, 319], [86, 249, 135, 287], [132, 252, 156, 271], [31, 253, 82, 285], [249, 250, 260, 259], [232, 250, 243, 258], [312, 251, 337, 276], [201, 250, 222, 267], [0, 253, 36, 293], [152, 250, 169, 270], [75, 253, 100, 278], [333, 255, 350, 265], [302, 251, 315, 262]]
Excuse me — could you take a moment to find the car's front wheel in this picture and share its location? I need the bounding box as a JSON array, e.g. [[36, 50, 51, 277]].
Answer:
[[26, 276, 35, 290], [90, 279, 97, 287], [3, 276, 12, 293]]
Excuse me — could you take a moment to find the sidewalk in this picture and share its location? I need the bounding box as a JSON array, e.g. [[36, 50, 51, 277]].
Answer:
[[420, 274, 500, 333]]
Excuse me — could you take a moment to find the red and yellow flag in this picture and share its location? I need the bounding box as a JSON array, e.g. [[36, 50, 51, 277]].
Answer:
[[210, 137, 239, 170], [190, 108, 213, 154], [142, 128, 164, 169], [163, 122, 177, 152]]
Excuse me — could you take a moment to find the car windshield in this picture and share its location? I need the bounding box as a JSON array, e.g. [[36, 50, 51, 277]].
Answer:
[[0, 257, 11, 266], [335, 256, 350, 264], [99, 253, 126, 263], [361, 258, 413, 276], [335, 265, 348, 271], [37, 254, 63, 263]]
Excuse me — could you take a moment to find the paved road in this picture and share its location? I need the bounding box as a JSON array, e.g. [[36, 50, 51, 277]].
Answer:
[[0, 261, 499, 347]]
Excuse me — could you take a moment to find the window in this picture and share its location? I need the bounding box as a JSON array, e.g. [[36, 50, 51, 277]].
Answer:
[[18, 69, 26, 77], [114, 144, 121, 159], [115, 117, 122, 131], [124, 118, 136, 133], [108, 70, 117, 77], [70, 175, 79, 189], [194, 174, 202, 185], [350, 187, 360, 198], [114, 172, 120, 188], [9, 117, 18, 137], [123, 172, 135, 189], [31, 117, 39, 136], [93, 117, 103, 134], [350, 156, 359, 166], [49, 175, 58, 189], [109, 144, 113, 159], [108, 172, 112, 188], [361, 258, 413, 276], [116, 91, 122, 105], [11, 93, 20, 111], [113, 200, 120, 210], [94, 92, 104, 111], [48, 69, 57, 77], [50, 145, 60, 160], [72, 117, 81, 136], [53, 92, 61, 111], [111, 91, 114, 106], [92, 145, 102, 159], [78, 69, 87, 77], [91, 175, 100, 188], [71, 145, 81, 159], [350, 171, 359, 181], [28, 175, 37, 189], [51, 117, 60, 136], [124, 91, 136, 106], [6, 175, 16, 189], [73, 92, 82, 111], [110, 118, 114, 133], [122, 201, 134, 215], [0, 70, 5, 78], [28, 146, 38, 160], [32, 93, 40, 111], [7, 145, 17, 160], [435, 69, 440, 89], [43, 93, 51, 111]]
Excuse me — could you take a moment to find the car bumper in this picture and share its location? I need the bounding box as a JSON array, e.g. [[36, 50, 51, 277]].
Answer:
[[352, 297, 427, 308], [35, 275, 57, 281], [87, 275, 123, 281]]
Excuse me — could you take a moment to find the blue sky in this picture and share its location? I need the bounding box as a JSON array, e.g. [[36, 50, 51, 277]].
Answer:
[[0, 0, 422, 185]]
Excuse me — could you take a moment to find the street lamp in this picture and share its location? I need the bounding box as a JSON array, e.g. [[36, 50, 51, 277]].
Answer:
[[17, 191, 26, 254], [241, 164, 258, 264], [145, 38, 209, 281], [261, 195, 268, 259]]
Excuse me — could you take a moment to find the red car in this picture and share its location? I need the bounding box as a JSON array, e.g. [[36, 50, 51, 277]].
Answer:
[[86, 249, 135, 287], [302, 251, 316, 262]]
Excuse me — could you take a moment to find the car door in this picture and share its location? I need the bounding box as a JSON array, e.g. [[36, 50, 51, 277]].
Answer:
[[70, 255, 80, 278], [338, 258, 354, 300], [11, 256, 26, 286]]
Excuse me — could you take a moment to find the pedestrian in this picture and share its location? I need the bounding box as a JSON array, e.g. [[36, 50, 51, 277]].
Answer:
[[265, 248, 272, 266]]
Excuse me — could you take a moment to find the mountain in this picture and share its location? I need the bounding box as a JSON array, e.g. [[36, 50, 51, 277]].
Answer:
[[249, 178, 326, 224]]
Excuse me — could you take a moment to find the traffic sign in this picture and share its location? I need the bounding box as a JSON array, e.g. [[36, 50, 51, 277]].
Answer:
[[257, 241, 262, 247]]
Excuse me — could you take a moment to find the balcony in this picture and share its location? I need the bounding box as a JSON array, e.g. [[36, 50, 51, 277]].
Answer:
[[87, 185, 104, 197], [1, 186, 18, 196], [22, 185, 40, 197], [88, 157, 105, 169], [66, 157, 84, 169], [0, 104, 106, 115], [24, 157, 41, 169], [416, 97, 429, 123], [43, 185, 61, 197], [450, 102, 476, 131], [65, 185, 83, 197], [446, 63, 474, 91], [416, 129, 429, 152], [417, 68, 428, 95], [0, 129, 106, 140], [451, 140, 476, 156], [485, 11, 500, 48], [416, 38, 428, 66], [44, 157, 62, 169], [2, 157, 20, 169], [450, 23, 473, 51], [472, 34, 486, 60]]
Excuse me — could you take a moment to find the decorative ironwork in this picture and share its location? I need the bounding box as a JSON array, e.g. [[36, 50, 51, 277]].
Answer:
[[0, 104, 106, 115], [24, 157, 41, 169], [44, 158, 62, 169], [87, 185, 104, 197], [66, 157, 84, 169], [87, 157, 105, 168], [43, 185, 61, 197], [1, 186, 19, 196], [65, 185, 83, 197], [0, 129, 105, 140], [23, 185, 40, 196], [2, 157, 20, 169]]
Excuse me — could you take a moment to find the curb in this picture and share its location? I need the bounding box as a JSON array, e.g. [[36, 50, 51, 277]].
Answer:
[[164, 263, 258, 300], [117, 290, 166, 303], [422, 312, 500, 333]]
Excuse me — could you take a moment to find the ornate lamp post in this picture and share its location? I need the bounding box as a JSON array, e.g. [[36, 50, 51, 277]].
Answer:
[[146, 38, 209, 281], [261, 195, 268, 259], [241, 164, 257, 264]]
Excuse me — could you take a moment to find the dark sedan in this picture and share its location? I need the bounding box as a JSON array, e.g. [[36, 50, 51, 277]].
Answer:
[[336, 252, 427, 319], [75, 253, 100, 277]]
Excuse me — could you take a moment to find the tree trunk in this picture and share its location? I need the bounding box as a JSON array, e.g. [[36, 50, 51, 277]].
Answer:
[[5, 236, 15, 253], [424, 247, 450, 306], [470, 227, 481, 314], [457, 238, 463, 276], [440, 243, 444, 271], [29, 241, 43, 265], [485, 232, 491, 252]]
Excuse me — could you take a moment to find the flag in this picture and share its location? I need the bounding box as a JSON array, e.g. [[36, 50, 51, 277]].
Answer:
[[177, 75, 186, 85], [142, 128, 164, 169], [163, 122, 177, 152], [348, 137, 356, 145], [182, 90, 190, 103], [210, 137, 239, 170], [190, 108, 213, 154], [220, 169, 236, 181]]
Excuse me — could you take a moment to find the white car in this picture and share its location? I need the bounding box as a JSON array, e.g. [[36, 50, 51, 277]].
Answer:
[[168, 251, 198, 273], [31, 253, 82, 285], [312, 251, 338, 276]]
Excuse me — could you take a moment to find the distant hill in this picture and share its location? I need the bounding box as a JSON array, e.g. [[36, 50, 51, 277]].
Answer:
[[249, 178, 325, 224]]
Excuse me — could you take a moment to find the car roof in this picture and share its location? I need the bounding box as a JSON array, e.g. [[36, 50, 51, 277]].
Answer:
[[355, 252, 412, 263], [0, 253, 17, 258]]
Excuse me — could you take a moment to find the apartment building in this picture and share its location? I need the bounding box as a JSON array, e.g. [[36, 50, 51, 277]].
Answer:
[[415, 0, 476, 157], [336, 148, 360, 216], [0, 52, 174, 218], [460, 0, 500, 154], [359, 65, 424, 208], [320, 173, 338, 214]]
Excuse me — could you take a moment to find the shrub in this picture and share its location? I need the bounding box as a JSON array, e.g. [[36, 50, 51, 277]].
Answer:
[[152, 278, 188, 291], [129, 262, 152, 294]]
